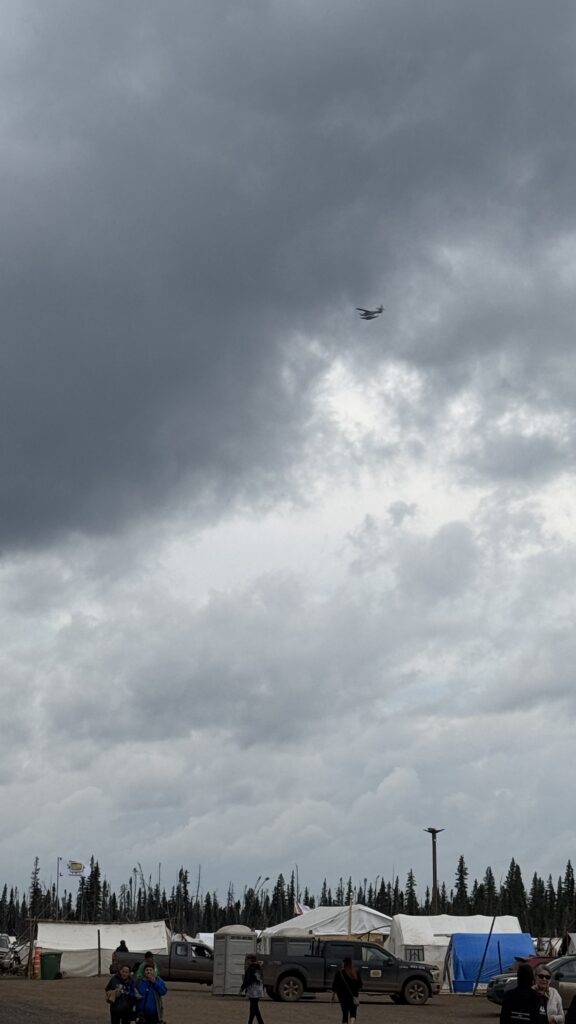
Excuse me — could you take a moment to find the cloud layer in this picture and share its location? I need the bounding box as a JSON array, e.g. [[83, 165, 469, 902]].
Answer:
[[1, 0, 576, 900]]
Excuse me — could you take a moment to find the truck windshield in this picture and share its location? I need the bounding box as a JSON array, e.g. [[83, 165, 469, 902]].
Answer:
[[361, 947, 392, 964]]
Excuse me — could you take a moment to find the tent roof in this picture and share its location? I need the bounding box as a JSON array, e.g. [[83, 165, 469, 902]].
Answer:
[[261, 904, 392, 937], [36, 920, 169, 952], [390, 914, 522, 945]]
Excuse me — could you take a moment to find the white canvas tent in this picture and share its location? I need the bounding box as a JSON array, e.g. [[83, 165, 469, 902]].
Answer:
[[36, 920, 169, 977], [388, 914, 523, 984], [260, 904, 392, 939]]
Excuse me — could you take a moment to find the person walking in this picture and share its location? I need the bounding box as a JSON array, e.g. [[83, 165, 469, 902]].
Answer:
[[241, 955, 265, 1024], [135, 964, 168, 1024], [105, 964, 138, 1024], [534, 967, 564, 1023], [332, 958, 362, 1024]]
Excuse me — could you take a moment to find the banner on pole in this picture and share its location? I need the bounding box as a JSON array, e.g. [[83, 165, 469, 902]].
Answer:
[[67, 860, 90, 878]]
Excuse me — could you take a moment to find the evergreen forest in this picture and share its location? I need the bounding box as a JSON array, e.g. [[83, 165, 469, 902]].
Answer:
[[2, 855, 575, 940]]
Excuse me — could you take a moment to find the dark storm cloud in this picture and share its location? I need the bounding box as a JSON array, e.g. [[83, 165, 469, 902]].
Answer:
[[3, 0, 576, 548]]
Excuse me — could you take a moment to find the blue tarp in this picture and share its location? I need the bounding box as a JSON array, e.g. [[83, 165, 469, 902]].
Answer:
[[451, 932, 535, 992]]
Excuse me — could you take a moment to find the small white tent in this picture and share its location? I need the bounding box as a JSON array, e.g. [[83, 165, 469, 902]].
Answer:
[[36, 920, 169, 977], [260, 904, 392, 939], [388, 914, 523, 984]]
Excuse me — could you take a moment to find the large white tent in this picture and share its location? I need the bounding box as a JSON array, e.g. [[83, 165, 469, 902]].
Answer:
[[260, 904, 392, 939], [36, 920, 169, 977], [387, 914, 524, 984]]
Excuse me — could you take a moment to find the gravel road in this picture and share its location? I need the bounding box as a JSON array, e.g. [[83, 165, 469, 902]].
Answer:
[[0, 976, 500, 1024]]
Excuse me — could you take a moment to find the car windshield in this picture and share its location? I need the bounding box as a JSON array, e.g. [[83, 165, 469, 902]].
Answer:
[[545, 956, 573, 972]]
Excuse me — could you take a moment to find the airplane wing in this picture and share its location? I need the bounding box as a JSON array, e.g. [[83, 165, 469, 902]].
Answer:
[[356, 306, 384, 317]]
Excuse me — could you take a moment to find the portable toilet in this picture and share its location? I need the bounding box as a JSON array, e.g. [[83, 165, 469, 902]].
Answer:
[[212, 925, 256, 996]]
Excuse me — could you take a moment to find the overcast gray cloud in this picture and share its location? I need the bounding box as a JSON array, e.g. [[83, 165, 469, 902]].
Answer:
[[1, 0, 576, 902]]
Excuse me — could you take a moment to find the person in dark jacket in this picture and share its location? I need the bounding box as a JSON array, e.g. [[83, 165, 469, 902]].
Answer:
[[105, 964, 138, 1024], [566, 994, 576, 1024], [135, 964, 168, 1024], [500, 963, 543, 1024], [332, 958, 362, 1024], [240, 955, 265, 1024]]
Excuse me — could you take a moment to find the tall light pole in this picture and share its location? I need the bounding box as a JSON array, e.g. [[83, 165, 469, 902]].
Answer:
[[424, 827, 444, 914]]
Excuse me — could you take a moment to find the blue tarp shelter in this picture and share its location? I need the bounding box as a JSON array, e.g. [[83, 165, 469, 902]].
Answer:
[[451, 932, 535, 992]]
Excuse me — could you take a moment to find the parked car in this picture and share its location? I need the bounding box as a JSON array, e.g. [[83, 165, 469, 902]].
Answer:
[[487, 956, 575, 1008], [0, 935, 24, 975], [548, 956, 576, 1009]]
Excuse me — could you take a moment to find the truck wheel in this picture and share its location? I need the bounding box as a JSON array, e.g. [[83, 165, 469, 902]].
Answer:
[[277, 975, 304, 1002], [402, 979, 430, 1006]]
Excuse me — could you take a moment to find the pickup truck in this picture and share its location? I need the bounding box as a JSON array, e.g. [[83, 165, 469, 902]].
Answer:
[[113, 940, 213, 984], [257, 937, 440, 1005]]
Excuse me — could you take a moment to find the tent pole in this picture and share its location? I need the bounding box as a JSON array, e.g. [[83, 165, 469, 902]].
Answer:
[[472, 914, 496, 996]]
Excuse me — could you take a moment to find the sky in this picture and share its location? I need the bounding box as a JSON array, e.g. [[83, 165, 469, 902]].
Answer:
[[2, 0, 576, 909]]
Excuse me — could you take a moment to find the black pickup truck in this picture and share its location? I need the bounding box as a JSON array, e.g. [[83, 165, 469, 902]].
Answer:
[[257, 937, 440, 1004], [113, 940, 213, 984]]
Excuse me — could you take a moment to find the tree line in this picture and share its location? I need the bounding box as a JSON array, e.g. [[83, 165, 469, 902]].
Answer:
[[1, 854, 574, 940]]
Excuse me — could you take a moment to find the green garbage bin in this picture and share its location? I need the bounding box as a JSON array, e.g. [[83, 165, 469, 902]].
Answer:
[[41, 952, 62, 979]]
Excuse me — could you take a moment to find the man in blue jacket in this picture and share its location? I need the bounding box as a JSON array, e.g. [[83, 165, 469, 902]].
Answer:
[[136, 964, 168, 1023]]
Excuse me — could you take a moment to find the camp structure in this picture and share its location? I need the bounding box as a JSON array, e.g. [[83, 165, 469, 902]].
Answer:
[[449, 931, 535, 992], [35, 920, 169, 977], [260, 904, 392, 941], [387, 914, 533, 990]]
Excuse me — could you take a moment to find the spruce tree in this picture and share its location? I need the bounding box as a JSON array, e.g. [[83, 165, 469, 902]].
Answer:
[[528, 873, 546, 937], [439, 882, 448, 913], [453, 856, 469, 913], [483, 867, 498, 914], [405, 870, 418, 914], [544, 875, 556, 936], [500, 859, 527, 926], [392, 877, 402, 914], [84, 858, 103, 922], [560, 862, 575, 933], [346, 877, 354, 906], [270, 874, 287, 924], [29, 857, 43, 920], [470, 879, 483, 914], [320, 879, 329, 906], [0, 884, 7, 931]]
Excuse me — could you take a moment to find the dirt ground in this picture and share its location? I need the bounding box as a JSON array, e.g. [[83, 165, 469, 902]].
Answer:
[[0, 977, 501, 1024]]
